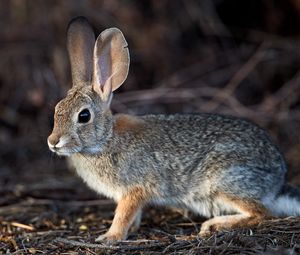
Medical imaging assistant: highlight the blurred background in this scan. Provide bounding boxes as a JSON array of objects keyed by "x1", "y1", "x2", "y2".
[{"x1": 1, "y1": 0, "x2": 300, "y2": 200}]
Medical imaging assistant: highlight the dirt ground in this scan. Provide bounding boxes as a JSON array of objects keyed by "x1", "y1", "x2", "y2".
[{"x1": 1, "y1": 1, "x2": 300, "y2": 254}]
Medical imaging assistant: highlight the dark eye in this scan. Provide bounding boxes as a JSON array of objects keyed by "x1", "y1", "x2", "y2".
[{"x1": 78, "y1": 109, "x2": 91, "y2": 123}]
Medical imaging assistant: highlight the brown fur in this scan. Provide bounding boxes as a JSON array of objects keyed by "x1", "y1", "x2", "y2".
[
  {"x1": 48, "y1": 133, "x2": 60, "y2": 146},
  {"x1": 114, "y1": 114, "x2": 145, "y2": 134},
  {"x1": 219, "y1": 193, "x2": 272, "y2": 218},
  {"x1": 200, "y1": 193, "x2": 272, "y2": 237},
  {"x1": 96, "y1": 187, "x2": 148, "y2": 241}
]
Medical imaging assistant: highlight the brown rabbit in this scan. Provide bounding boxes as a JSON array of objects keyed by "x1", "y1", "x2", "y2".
[{"x1": 48, "y1": 17, "x2": 300, "y2": 242}]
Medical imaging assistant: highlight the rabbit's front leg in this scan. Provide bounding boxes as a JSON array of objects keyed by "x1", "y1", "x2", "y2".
[
  {"x1": 131, "y1": 208, "x2": 142, "y2": 232},
  {"x1": 95, "y1": 187, "x2": 146, "y2": 242}
]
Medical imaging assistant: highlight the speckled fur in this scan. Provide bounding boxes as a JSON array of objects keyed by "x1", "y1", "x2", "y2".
[
  {"x1": 48, "y1": 17, "x2": 300, "y2": 241},
  {"x1": 68, "y1": 112, "x2": 287, "y2": 209}
]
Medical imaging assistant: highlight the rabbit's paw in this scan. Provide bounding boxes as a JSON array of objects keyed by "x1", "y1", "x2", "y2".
[
  {"x1": 199, "y1": 221, "x2": 220, "y2": 238},
  {"x1": 95, "y1": 231, "x2": 126, "y2": 242}
]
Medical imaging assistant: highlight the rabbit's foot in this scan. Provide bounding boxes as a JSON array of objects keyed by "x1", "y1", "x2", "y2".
[
  {"x1": 199, "y1": 220, "x2": 221, "y2": 237},
  {"x1": 95, "y1": 231, "x2": 127, "y2": 242},
  {"x1": 199, "y1": 215, "x2": 240, "y2": 237},
  {"x1": 199, "y1": 214, "x2": 253, "y2": 238}
]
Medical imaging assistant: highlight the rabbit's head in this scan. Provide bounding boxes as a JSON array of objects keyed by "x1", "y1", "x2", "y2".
[{"x1": 48, "y1": 17, "x2": 129, "y2": 156}]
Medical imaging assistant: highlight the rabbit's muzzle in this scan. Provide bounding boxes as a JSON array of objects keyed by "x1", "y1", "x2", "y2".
[
  {"x1": 47, "y1": 133, "x2": 62, "y2": 152},
  {"x1": 47, "y1": 132, "x2": 77, "y2": 155}
]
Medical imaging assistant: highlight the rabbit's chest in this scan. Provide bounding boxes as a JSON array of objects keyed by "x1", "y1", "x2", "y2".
[{"x1": 68, "y1": 155, "x2": 123, "y2": 201}]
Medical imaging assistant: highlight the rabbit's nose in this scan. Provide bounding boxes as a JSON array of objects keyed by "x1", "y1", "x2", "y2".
[{"x1": 48, "y1": 134, "x2": 60, "y2": 148}]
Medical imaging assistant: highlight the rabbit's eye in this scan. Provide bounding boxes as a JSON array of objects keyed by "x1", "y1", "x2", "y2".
[{"x1": 78, "y1": 109, "x2": 91, "y2": 123}]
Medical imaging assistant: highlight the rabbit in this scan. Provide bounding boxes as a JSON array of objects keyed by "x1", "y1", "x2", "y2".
[{"x1": 48, "y1": 16, "x2": 300, "y2": 242}]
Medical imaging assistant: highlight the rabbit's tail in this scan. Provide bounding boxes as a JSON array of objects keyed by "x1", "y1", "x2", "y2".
[{"x1": 265, "y1": 184, "x2": 300, "y2": 216}]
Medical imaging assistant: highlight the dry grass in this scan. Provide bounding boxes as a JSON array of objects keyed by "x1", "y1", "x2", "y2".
[{"x1": 1, "y1": 191, "x2": 300, "y2": 254}]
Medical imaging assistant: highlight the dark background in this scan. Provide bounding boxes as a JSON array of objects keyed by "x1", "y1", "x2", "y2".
[{"x1": 1, "y1": 0, "x2": 300, "y2": 200}]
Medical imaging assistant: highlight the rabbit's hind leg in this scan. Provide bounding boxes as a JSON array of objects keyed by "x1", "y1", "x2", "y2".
[{"x1": 199, "y1": 193, "x2": 272, "y2": 237}]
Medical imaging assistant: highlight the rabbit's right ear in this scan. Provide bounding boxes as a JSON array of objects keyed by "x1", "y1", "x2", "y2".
[
  {"x1": 67, "y1": 17, "x2": 95, "y2": 86},
  {"x1": 92, "y1": 28, "x2": 129, "y2": 104}
]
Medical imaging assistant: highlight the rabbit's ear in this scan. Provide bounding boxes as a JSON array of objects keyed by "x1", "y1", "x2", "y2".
[
  {"x1": 67, "y1": 17, "x2": 95, "y2": 86},
  {"x1": 92, "y1": 28, "x2": 129, "y2": 102}
]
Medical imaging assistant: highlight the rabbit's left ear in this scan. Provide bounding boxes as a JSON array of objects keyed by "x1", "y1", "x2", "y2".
[
  {"x1": 92, "y1": 28, "x2": 130, "y2": 103},
  {"x1": 67, "y1": 17, "x2": 95, "y2": 87}
]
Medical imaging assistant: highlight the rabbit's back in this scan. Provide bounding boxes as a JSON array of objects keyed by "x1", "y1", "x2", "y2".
[
  {"x1": 137, "y1": 114, "x2": 286, "y2": 199},
  {"x1": 139, "y1": 113, "x2": 285, "y2": 173}
]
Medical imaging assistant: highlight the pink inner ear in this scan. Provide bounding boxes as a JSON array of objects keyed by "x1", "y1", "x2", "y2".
[
  {"x1": 94, "y1": 40, "x2": 113, "y2": 91},
  {"x1": 93, "y1": 28, "x2": 129, "y2": 95},
  {"x1": 93, "y1": 56, "x2": 113, "y2": 102},
  {"x1": 98, "y1": 57, "x2": 111, "y2": 88}
]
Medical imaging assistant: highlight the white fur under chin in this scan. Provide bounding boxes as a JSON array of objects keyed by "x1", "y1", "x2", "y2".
[
  {"x1": 68, "y1": 155, "x2": 123, "y2": 201},
  {"x1": 263, "y1": 195, "x2": 300, "y2": 217}
]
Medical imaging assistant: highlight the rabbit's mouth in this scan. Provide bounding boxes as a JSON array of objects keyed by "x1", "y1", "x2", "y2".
[
  {"x1": 55, "y1": 149, "x2": 79, "y2": 156},
  {"x1": 48, "y1": 135, "x2": 81, "y2": 156},
  {"x1": 49, "y1": 146, "x2": 81, "y2": 156}
]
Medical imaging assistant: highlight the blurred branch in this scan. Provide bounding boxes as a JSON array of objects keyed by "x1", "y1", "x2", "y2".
[
  {"x1": 201, "y1": 41, "x2": 269, "y2": 112},
  {"x1": 260, "y1": 70, "x2": 300, "y2": 114}
]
